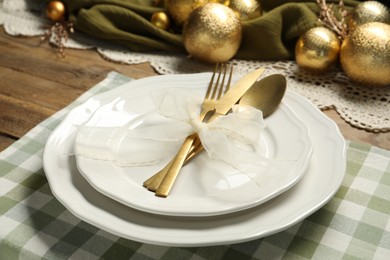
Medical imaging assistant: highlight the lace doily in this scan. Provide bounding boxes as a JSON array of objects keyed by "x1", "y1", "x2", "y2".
[{"x1": 1, "y1": 0, "x2": 389, "y2": 132}]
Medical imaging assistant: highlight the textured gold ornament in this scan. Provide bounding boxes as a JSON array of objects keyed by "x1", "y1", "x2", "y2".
[
  {"x1": 295, "y1": 27, "x2": 340, "y2": 72},
  {"x1": 340, "y1": 22, "x2": 390, "y2": 87},
  {"x1": 151, "y1": 11, "x2": 171, "y2": 31},
  {"x1": 46, "y1": 1, "x2": 66, "y2": 22},
  {"x1": 164, "y1": 0, "x2": 213, "y2": 27},
  {"x1": 223, "y1": 0, "x2": 262, "y2": 20},
  {"x1": 183, "y1": 3, "x2": 242, "y2": 63},
  {"x1": 348, "y1": 1, "x2": 390, "y2": 30}
]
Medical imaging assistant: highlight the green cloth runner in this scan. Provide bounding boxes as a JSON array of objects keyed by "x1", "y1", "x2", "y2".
[
  {"x1": 1, "y1": 72, "x2": 390, "y2": 259},
  {"x1": 54, "y1": 0, "x2": 360, "y2": 60}
]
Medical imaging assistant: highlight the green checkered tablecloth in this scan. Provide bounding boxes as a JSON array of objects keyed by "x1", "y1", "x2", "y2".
[{"x1": 1, "y1": 72, "x2": 390, "y2": 260}]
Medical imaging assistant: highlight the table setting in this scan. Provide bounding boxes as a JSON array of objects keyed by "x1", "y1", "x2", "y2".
[
  {"x1": 1, "y1": 70, "x2": 390, "y2": 258},
  {"x1": 1, "y1": 0, "x2": 390, "y2": 259}
]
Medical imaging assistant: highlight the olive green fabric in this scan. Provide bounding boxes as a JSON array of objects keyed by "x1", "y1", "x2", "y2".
[{"x1": 56, "y1": 0, "x2": 360, "y2": 60}]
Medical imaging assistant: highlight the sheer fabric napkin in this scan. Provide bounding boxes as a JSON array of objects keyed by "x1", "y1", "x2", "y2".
[{"x1": 74, "y1": 89, "x2": 273, "y2": 174}]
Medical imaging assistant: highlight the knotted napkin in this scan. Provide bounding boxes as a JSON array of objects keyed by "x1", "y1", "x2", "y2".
[{"x1": 74, "y1": 89, "x2": 268, "y2": 171}]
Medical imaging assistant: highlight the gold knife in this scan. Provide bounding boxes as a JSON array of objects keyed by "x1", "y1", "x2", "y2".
[{"x1": 155, "y1": 67, "x2": 265, "y2": 197}]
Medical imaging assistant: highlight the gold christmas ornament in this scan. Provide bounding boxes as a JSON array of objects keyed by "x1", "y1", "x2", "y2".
[
  {"x1": 223, "y1": 0, "x2": 262, "y2": 20},
  {"x1": 340, "y1": 22, "x2": 390, "y2": 87},
  {"x1": 164, "y1": 0, "x2": 212, "y2": 27},
  {"x1": 183, "y1": 3, "x2": 242, "y2": 63},
  {"x1": 46, "y1": 1, "x2": 66, "y2": 22},
  {"x1": 151, "y1": 11, "x2": 171, "y2": 31},
  {"x1": 295, "y1": 27, "x2": 341, "y2": 72},
  {"x1": 348, "y1": 1, "x2": 390, "y2": 30}
]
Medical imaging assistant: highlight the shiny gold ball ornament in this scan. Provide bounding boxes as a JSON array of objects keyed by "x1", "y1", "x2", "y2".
[
  {"x1": 183, "y1": 3, "x2": 242, "y2": 63},
  {"x1": 295, "y1": 27, "x2": 341, "y2": 72},
  {"x1": 224, "y1": 0, "x2": 262, "y2": 20},
  {"x1": 151, "y1": 11, "x2": 171, "y2": 31},
  {"x1": 348, "y1": 1, "x2": 390, "y2": 30},
  {"x1": 46, "y1": 1, "x2": 66, "y2": 22},
  {"x1": 164, "y1": 0, "x2": 212, "y2": 27},
  {"x1": 340, "y1": 22, "x2": 390, "y2": 87}
]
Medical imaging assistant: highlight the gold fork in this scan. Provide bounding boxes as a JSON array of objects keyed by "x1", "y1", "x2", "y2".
[{"x1": 143, "y1": 63, "x2": 233, "y2": 195}]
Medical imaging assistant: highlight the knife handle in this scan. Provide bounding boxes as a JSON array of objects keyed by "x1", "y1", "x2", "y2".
[
  {"x1": 143, "y1": 160, "x2": 173, "y2": 191},
  {"x1": 155, "y1": 133, "x2": 197, "y2": 197}
]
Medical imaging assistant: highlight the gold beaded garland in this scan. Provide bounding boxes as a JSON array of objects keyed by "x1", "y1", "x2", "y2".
[
  {"x1": 46, "y1": 1, "x2": 66, "y2": 22},
  {"x1": 348, "y1": 1, "x2": 390, "y2": 30},
  {"x1": 151, "y1": 11, "x2": 171, "y2": 31},
  {"x1": 183, "y1": 3, "x2": 242, "y2": 63},
  {"x1": 295, "y1": 27, "x2": 340, "y2": 72},
  {"x1": 340, "y1": 22, "x2": 390, "y2": 87}
]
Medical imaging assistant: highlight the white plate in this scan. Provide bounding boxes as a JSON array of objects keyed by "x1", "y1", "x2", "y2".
[
  {"x1": 43, "y1": 73, "x2": 346, "y2": 246},
  {"x1": 74, "y1": 77, "x2": 312, "y2": 217}
]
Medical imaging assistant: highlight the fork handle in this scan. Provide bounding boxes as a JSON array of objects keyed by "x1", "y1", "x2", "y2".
[
  {"x1": 143, "y1": 160, "x2": 173, "y2": 191},
  {"x1": 143, "y1": 136, "x2": 201, "y2": 191},
  {"x1": 155, "y1": 133, "x2": 197, "y2": 197}
]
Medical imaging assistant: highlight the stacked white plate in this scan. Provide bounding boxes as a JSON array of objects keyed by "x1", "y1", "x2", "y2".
[{"x1": 43, "y1": 73, "x2": 346, "y2": 246}]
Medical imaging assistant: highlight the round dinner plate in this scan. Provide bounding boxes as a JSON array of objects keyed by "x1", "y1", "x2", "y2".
[
  {"x1": 43, "y1": 73, "x2": 346, "y2": 246},
  {"x1": 73, "y1": 76, "x2": 312, "y2": 217}
]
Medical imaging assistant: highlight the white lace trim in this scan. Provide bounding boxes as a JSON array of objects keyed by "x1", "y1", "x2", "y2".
[{"x1": 1, "y1": 0, "x2": 389, "y2": 132}]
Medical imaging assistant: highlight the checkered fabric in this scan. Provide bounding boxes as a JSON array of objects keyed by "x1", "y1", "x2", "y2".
[{"x1": 1, "y1": 72, "x2": 390, "y2": 260}]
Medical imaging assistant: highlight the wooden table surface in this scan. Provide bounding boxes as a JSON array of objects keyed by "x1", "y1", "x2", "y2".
[{"x1": 1, "y1": 27, "x2": 389, "y2": 152}]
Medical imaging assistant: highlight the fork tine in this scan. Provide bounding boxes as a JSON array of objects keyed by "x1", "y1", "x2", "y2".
[
  {"x1": 216, "y1": 64, "x2": 227, "y2": 100},
  {"x1": 205, "y1": 63, "x2": 219, "y2": 100},
  {"x1": 210, "y1": 63, "x2": 223, "y2": 100},
  {"x1": 216, "y1": 64, "x2": 233, "y2": 100},
  {"x1": 225, "y1": 65, "x2": 233, "y2": 93}
]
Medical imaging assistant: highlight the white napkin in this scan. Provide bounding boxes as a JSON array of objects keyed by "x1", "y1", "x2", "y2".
[{"x1": 74, "y1": 89, "x2": 268, "y2": 170}]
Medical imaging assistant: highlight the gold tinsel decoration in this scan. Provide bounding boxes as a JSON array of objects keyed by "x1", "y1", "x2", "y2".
[{"x1": 183, "y1": 3, "x2": 242, "y2": 63}]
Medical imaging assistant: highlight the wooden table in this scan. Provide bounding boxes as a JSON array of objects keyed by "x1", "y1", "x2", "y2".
[{"x1": 1, "y1": 27, "x2": 389, "y2": 152}]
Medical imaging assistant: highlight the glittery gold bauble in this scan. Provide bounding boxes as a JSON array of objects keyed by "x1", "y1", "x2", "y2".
[
  {"x1": 164, "y1": 0, "x2": 212, "y2": 27},
  {"x1": 340, "y1": 22, "x2": 390, "y2": 87},
  {"x1": 46, "y1": 1, "x2": 66, "y2": 22},
  {"x1": 295, "y1": 27, "x2": 340, "y2": 72},
  {"x1": 223, "y1": 0, "x2": 262, "y2": 20},
  {"x1": 151, "y1": 11, "x2": 171, "y2": 31},
  {"x1": 183, "y1": 3, "x2": 242, "y2": 63},
  {"x1": 348, "y1": 1, "x2": 390, "y2": 30}
]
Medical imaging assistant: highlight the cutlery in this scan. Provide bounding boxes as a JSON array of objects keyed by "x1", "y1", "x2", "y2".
[
  {"x1": 152, "y1": 63, "x2": 233, "y2": 197},
  {"x1": 154, "y1": 67, "x2": 266, "y2": 197},
  {"x1": 145, "y1": 74, "x2": 287, "y2": 193},
  {"x1": 143, "y1": 63, "x2": 233, "y2": 191}
]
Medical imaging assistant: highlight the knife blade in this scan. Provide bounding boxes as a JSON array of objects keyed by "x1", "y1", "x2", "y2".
[
  {"x1": 155, "y1": 67, "x2": 265, "y2": 197},
  {"x1": 212, "y1": 67, "x2": 265, "y2": 116}
]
